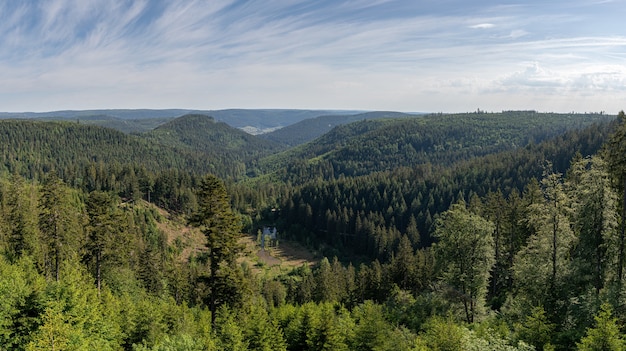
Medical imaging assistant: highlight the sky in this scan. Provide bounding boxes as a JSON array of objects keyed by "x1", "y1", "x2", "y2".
[{"x1": 0, "y1": 0, "x2": 625, "y2": 113}]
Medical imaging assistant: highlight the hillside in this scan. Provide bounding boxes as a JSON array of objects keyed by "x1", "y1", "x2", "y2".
[
  {"x1": 0, "y1": 119, "x2": 211, "y2": 175},
  {"x1": 0, "y1": 108, "x2": 364, "y2": 132},
  {"x1": 0, "y1": 118, "x2": 277, "y2": 191},
  {"x1": 260, "y1": 111, "x2": 412, "y2": 146},
  {"x1": 276, "y1": 118, "x2": 615, "y2": 259},
  {"x1": 1, "y1": 109, "x2": 625, "y2": 350},
  {"x1": 143, "y1": 114, "x2": 285, "y2": 159},
  {"x1": 259, "y1": 111, "x2": 614, "y2": 183}
]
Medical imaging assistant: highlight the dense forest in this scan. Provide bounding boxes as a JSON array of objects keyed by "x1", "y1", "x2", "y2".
[{"x1": 0, "y1": 110, "x2": 625, "y2": 350}]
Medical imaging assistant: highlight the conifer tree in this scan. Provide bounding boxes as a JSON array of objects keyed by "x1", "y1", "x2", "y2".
[
  {"x1": 189, "y1": 174, "x2": 243, "y2": 326},
  {"x1": 514, "y1": 166, "x2": 574, "y2": 313},
  {"x1": 576, "y1": 303, "x2": 625, "y2": 351},
  {"x1": 85, "y1": 191, "x2": 125, "y2": 294},
  {"x1": 6, "y1": 174, "x2": 38, "y2": 262},
  {"x1": 568, "y1": 156, "x2": 619, "y2": 296},
  {"x1": 605, "y1": 110, "x2": 626, "y2": 291},
  {"x1": 38, "y1": 173, "x2": 83, "y2": 281}
]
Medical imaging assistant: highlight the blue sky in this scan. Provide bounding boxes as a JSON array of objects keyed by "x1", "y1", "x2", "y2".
[{"x1": 0, "y1": 0, "x2": 624, "y2": 113}]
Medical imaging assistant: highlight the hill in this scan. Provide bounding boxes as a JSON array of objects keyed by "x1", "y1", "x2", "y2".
[
  {"x1": 260, "y1": 111, "x2": 412, "y2": 146},
  {"x1": 0, "y1": 117, "x2": 294, "y2": 214},
  {"x1": 259, "y1": 111, "x2": 614, "y2": 184},
  {"x1": 0, "y1": 108, "x2": 364, "y2": 132},
  {"x1": 276, "y1": 117, "x2": 616, "y2": 260},
  {"x1": 142, "y1": 114, "x2": 285, "y2": 165}
]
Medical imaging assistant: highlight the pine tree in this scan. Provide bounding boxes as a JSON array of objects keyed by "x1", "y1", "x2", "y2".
[
  {"x1": 84, "y1": 191, "x2": 126, "y2": 294},
  {"x1": 38, "y1": 173, "x2": 83, "y2": 281},
  {"x1": 605, "y1": 110, "x2": 626, "y2": 291},
  {"x1": 568, "y1": 156, "x2": 619, "y2": 296},
  {"x1": 189, "y1": 174, "x2": 243, "y2": 326},
  {"x1": 514, "y1": 166, "x2": 575, "y2": 313},
  {"x1": 576, "y1": 303, "x2": 625, "y2": 351}
]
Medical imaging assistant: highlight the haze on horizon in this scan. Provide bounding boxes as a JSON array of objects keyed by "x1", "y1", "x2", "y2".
[{"x1": 0, "y1": 0, "x2": 624, "y2": 114}]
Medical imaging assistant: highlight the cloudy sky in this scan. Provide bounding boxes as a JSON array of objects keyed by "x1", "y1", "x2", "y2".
[{"x1": 1, "y1": 0, "x2": 624, "y2": 113}]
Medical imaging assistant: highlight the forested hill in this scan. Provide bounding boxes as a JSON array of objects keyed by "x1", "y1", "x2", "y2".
[
  {"x1": 259, "y1": 111, "x2": 613, "y2": 184},
  {"x1": 0, "y1": 119, "x2": 211, "y2": 176},
  {"x1": 142, "y1": 114, "x2": 285, "y2": 162},
  {"x1": 276, "y1": 119, "x2": 615, "y2": 258},
  {"x1": 0, "y1": 117, "x2": 280, "y2": 185},
  {"x1": 0, "y1": 108, "x2": 363, "y2": 132},
  {"x1": 260, "y1": 111, "x2": 412, "y2": 146},
  {"x1": 2, "y1": 108, "x2": 626, "y2": 350}
]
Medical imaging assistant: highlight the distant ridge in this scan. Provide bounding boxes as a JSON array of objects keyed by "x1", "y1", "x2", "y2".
[
  {"x1": 0, "y1": 108, "x2": 365, "y2": 131},
  {"x1": 260, "y1": 111, "x2": 414, "y2": 146}
]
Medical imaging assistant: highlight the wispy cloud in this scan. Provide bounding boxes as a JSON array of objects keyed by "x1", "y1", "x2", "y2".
[{"x1": 0, "y1": 0, "x2": 624, "y2": 112}]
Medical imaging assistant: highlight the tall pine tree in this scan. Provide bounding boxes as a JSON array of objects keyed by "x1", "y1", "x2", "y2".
[{"x1": 189, "y1": 174, "x2": 243, "y2": 326}]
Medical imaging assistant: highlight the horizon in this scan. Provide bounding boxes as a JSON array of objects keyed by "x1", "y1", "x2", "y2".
[
  {"x1": 0, "y1": 107, "x2": 617, "y2": 116},
  {"x1": 1, "y1": 1, "x2": 625, "y2": 113}
]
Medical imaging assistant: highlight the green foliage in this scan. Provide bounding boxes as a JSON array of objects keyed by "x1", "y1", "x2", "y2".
[
  {"x1": 576, "y1": 303, "x2": 625, "y2": 351},
  {"x1": 513, "y1": 166, "x2": 575, "y2": 315},
  {"x1": 85, "y1": 191, "x2": 129, "y2": 293},
  {"x1": 433, "y1": 201, "x2": 495, "y2": 323},
  {"x1": 38, "y1": 173, "x2": 85, "y2": 281},
  {"x1": 515, "y1": 306, "x2": 555, "y2": 350},
  {"x1": 189, "y1": 174, "x2": 244, "y2": 325},
  {"x1": 1, "y1": 110, "x2": 626, "y2": 351}
]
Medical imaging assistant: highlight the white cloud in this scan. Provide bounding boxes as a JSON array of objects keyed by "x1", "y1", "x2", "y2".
[{"x1": 469, "y1": 23, "x2": 495, "y2": 29}]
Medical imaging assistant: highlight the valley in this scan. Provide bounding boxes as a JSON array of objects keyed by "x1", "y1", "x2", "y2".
[{"x1": 0, "y1": 108, "x2": 623, "y2": 350}]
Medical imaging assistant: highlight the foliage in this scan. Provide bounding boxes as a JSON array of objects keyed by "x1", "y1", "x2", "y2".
[
  {"x1": 433, "y1": 201, "x2": 495, "y2": 323},
  {"x1": 576, "y1": 303, "x2": 625, "y2": 351},
  {"x1": 0, "y1": 110, "x2": 625, "y2": 350}
]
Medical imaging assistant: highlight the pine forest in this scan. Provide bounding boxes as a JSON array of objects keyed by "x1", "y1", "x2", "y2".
[{"x1": 2, "y1": 110, "x2": 626, "y2": 350}]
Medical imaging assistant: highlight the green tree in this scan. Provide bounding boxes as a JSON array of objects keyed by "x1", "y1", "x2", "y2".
[
  {"x1": 576, "y1": 303, "x2": 625, "y2": 351},
  {"x1": 189, "y1": 174, "x2": 243, "y2": 326},
  {"x1": 6, "y1": 174, "x2": 38, "y2": 262},
  {"x1": 85, "y1": 191, "x2": 126, "y2": 294},
  {"x1": 605, "y1": 110, "x2": 626, "y2": 291},
  {"x1": 38, "y1": 173, "x2": 83, "y2": 281},
  {"x1": 568, "y1": 156, "x2": 619, "y2": 296},
  {"x1": 515, "y1": 306, "x2": 555, "y2": 351},
  {"x1": 433, "y1": 201, "x2": 495, "y2": 323},
  {"x1": 514, "y1": 167, "x2": 574, "y2": 312}
]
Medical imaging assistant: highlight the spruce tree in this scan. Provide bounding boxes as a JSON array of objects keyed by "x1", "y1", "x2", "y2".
[
  {"x1": 38, "y1": 173, "x2": 83, "y2": 281},
  {"x1": 605, "y1": 110, "x2": 626, "y2": 291},
  {"x1": 189, "y1": 174, "x2": 243, "y2": 326}
]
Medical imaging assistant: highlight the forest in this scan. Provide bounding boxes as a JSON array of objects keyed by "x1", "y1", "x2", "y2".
[{"x1": 0, "y1": 110, "x2": 625, "y2": 350}]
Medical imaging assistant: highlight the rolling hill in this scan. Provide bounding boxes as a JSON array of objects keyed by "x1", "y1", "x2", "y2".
[
  {"x1": 258, "y1": 111, "x2": 615, "y2": 183},
  {"x1": 0, "y1": 108, "x2": 365, "y2": 133},
  {"x1": 260, "y1": 111, "x2": 413, "y2": 146}
]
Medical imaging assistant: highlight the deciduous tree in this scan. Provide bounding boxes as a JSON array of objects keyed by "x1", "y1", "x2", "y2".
[{"x1": 433, "y1": 201, "x2": 495, "y2": 323}]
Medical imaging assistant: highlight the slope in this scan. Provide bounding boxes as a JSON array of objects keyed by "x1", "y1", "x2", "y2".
[
  {"x1": 0, "y1": 108, "x2": 364, "y2": 132},
  {"x1": 142, "y1": 114, "x2": 286, "y2": 166},
  {"x1": 276, "y1": 118, "x2": 616, "y2": 260},
  {"x1": 260, "y1": 111, "x2": 412, "y2": 146},
  {"x1": 259, "y1": 111, "x2": 614, "y2": 184}
]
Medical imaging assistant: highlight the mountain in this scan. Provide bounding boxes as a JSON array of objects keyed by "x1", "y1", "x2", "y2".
[
  {"x1": 0, "y1": 119, "x2": 213, "y2": 178},
  {"x1": 258, "y1": 111, "x2": 614, "y2": 183},
  {"x1": 0, "y1": 115, "x2": 286, "y2": 183},
  {"x1": 142, "y1": 114, "x2": 285, "y2": 164},
  {"x1": 260, "y1": 111, "x2": 413, "y2": 146}
]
